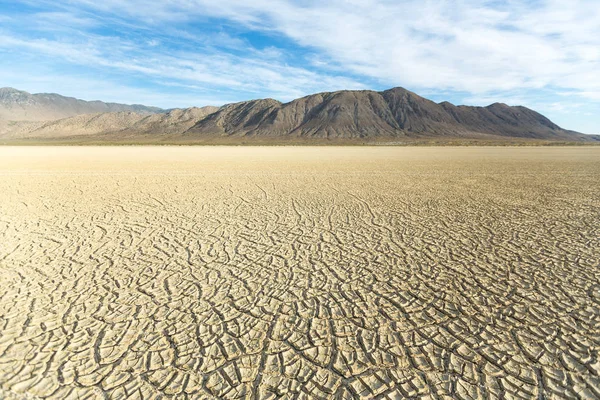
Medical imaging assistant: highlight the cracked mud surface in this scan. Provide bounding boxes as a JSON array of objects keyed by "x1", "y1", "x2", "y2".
[{"x1": 0, "y1": 146, "x2": 599, "y2": 399}]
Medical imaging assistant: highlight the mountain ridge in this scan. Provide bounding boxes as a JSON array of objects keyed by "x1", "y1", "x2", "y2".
[
  {"x1": 0, "y1": 86, "x2": 595, "y2": 143},
  {"x1": 185, "y1": 87, "x2": 585, "y2": 141}
]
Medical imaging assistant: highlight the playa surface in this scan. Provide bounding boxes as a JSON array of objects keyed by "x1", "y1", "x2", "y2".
[{"x1": 0, "y1": 146, "x2": 599, "y2": 399}]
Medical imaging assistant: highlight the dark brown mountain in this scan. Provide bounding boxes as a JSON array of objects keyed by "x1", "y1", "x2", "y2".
[{"x1": 187, "y1": 87, "x2": 590, "y2": 141}]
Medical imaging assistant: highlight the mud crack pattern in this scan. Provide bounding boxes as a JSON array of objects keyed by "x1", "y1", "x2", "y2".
[{"x1": 0, "y1": 147, "x2": 599, "y2": 399}]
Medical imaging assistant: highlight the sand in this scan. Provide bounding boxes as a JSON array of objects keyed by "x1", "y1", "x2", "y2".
[{"x1": 0, "y1": 146, "x2": 599, "y2": 399}]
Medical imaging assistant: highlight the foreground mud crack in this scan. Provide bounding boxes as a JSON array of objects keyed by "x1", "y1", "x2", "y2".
[{"x1": 0, "y1": 147, "x2": 599, "y2": 399}]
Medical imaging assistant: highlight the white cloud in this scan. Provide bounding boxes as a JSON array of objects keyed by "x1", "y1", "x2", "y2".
[{"x1": 54, "y1": 0, "x2": 598, "y2": 99}]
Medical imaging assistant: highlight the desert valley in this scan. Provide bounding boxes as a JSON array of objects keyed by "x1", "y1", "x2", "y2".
[{"x1": 1, "y1": 146, "x2": 599, "y2": 399}]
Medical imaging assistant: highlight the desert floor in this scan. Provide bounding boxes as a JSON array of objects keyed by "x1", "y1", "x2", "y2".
[{"x1": 0, "y1": 146, "x2": 599, "y2": 399}]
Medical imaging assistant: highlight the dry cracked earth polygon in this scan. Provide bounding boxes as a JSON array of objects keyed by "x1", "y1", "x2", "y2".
[{"x1": 0, "y1": 147, "x2": 599, "y2": 400}]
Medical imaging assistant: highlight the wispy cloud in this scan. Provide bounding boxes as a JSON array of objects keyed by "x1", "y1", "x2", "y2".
[
  {"x1": 0, "y1": 31, "x2": 365, "y2": 102},
  {"x1": 43, "y1": 0, "x2": 599, "y2": 96},
  {"x1": 32, "y1": 11, "x2": 99, "y2": 29}
]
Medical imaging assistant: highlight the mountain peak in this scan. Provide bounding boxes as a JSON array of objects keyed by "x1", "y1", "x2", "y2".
[
  {"x1": 486, "y1": 102, "x2": 512, "y2": 109},
  {"x1": 0, "y1": 87, "x2": 23, "y2": 92},
  {"x1": 0, "y1": 87, "x2": 30, "y2": 100},
  {"x1": 382, "y1": 86, "x2": 423, "y2": 97}
]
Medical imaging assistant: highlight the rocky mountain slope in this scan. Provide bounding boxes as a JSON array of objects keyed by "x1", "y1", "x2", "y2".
[
  {"x1": 0, "y1": 87, "x2": 162, "y2": 121},
  {"x1": 188, "y1": 88, "x2": 587, "y2": 141},
  {"x1": 0, "y1": 87, "x2": 594, "y2": 142}
]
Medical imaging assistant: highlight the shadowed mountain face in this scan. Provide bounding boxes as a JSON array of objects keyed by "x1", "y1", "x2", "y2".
[
  {"x1": 0, "y1": 87, "x2": 593, "y2": 142},
  {"x1": 188, "y1": 88, "x2": 585, "y2": 141},
  {"x1": 0, "y1": 87, "x2": 163, "y2": 121}
]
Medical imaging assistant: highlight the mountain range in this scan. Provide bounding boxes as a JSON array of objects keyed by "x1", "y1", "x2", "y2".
[
  {"x1": 0, "y1": 87, "x2": 162, "y2": 121},
  {"x1": 0, "y1": 87, "x2": 596, "y2": 143}
]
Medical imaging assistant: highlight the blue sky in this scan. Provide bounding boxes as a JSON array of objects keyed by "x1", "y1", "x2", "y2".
[{"x1": 0, "y1": 0, "x2": 598, "y2": 134}]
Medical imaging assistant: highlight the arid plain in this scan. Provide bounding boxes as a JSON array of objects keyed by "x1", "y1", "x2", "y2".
[{"x1": 0, "y1": 146, "x2": 599, "y2": 399}]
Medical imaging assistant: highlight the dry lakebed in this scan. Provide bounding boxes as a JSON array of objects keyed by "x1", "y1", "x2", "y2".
[{"x1": 0, "y1": 146, "x2": 599, "y2": 399}]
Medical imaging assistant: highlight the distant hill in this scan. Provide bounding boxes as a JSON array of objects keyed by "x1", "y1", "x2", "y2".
[
  {"x1": 0, "y1": 107, "x2": 219, "y2": 139},
  {"x1": 0, "y1": 87, "x2": 596, "y2": 143},
  {"x1": 0, "y1": 87, "x2": 163, "y2": 121}
]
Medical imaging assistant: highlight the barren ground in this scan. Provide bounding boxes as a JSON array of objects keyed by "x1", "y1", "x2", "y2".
[{"x1": 0, "y1": 146, "x2": 599, "y2": 399}]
